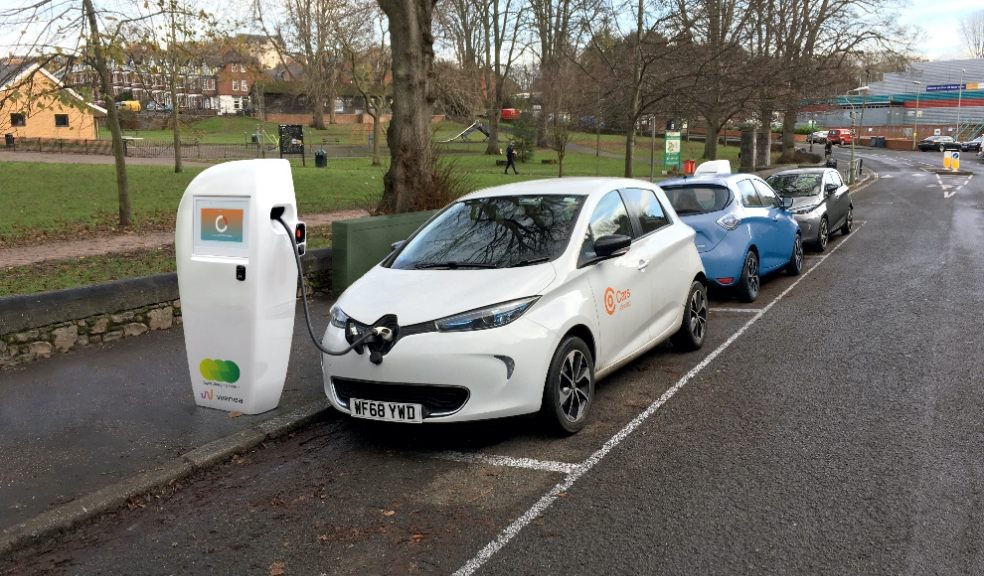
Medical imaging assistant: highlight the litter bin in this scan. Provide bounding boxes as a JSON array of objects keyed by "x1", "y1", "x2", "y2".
[
  {"x1": 871, "y1": 136, "x2": 885, "y2": 148},
  {"x1": 4, "y1": 134, "x2": 14, "y2": 148},
  {"x1": 315, "y1": 149, "x2": 327, "y2": 168},
  {"x1": 683, "y1": 159, "x2": 696, "y2": 175}
]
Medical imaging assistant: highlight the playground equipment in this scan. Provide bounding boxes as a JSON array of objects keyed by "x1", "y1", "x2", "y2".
[{"x1": 440, "y1": 121, "x2": 490, "y2": 143}]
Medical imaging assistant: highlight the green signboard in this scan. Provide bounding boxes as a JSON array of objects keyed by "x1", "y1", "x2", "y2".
[{"x1": 664, "y1": 130, "x2": 681, "y2": 169}]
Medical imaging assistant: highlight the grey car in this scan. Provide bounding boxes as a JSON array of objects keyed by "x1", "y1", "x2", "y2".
[{"x1": 766, "y1": 168, "x2": 853, "y2": 251}]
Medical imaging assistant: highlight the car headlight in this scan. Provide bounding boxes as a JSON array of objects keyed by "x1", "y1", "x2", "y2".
[
  {"x1": 329, "y1": 305, "x2": 349, "y2": 328},
  {"x1": 434, "y1": 297, "x2": 540, "y2": 332},
  {"x1": 792, "y1": 204, "x2": 820, "y2": 214}
]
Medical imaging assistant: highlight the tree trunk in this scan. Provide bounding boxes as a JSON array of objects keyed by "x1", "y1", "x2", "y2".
[
  {"x1": 83, "y1": 0, "x2": 130, "y2": 228},
  {"x1": 756, "y1": 105, "x2": 771, "y2": 169},
  {"x1": 624, "y1": 118, "x2": 637, "y2": 178},
  {"x1": 328, "y1": 84, "x2": 337, "y2": 125},
  {"x1": 485, "y1": 112, "x2": 500, "y2": 155},
  {"x1": 780, "y1": 107, "x2": 797, "y2": 161},
  {"x1": 370, "y1": 105, "x2": 382, "y2": 166},
  {"x1": 703, "y1": 117, "x2": 721, "y2": 160},
  {"x1": 312, "y1": 99, "x2": 326, "y2": 130},
  {"x1": 169, "y1": 75, "x2": 183, "y2": 173},
  {"x1": 377, "y1": 0, "x2": 438, "y2": 214}
]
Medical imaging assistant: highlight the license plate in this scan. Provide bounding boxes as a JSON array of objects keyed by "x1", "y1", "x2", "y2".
[{"x1": 349, "y1": 398, "x2": 423, "y2": 423}]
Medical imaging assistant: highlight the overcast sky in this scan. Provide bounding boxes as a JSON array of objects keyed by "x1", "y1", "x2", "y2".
[{"x1": 901, "y1": 0, "x2": 984, "y2": 60}]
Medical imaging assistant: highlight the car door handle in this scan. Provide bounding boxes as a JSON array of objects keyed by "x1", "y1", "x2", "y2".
[{"x1": 637, "y1": 259, "x2": 649, "y2": 270}]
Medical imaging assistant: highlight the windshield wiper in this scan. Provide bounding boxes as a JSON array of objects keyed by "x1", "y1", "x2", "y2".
[
  {"x1": 510, "y1": 257, "x2": 550, "y2": 268},
  {"x1": 414, "y1": 261, "x2": 499, "y2": 269}
]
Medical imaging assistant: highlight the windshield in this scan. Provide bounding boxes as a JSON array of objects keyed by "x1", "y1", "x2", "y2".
[
  {"x1": 388, "y1": 195, "x2": 586, "y2": 270},
  {"x1": 766, "y1": 173, "x2": 822, "y2": 197},
  {"x1": 662, "y1": 185, "x2": 731, "y2": 215}
]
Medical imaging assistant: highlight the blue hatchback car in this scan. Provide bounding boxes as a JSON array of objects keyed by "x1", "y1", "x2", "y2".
[{"x1": 661, "y1": 162, "x2": 803, "y2": 302}]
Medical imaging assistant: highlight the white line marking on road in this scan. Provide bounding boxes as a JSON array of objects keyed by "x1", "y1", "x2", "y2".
[
  {"x1": 710, "y1": 307, "x2": 763, "y2": 314},
  {"x1": 430, "y1": 451, "x2": 578, "y2": 474},
  {"x1": 451, "y1": 226, "x2": 868, "y2": 576}
]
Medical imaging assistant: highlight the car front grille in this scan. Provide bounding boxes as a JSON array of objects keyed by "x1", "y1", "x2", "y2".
[{"x1": 331, "y1": 378, "x2": 469, "y2": 418}]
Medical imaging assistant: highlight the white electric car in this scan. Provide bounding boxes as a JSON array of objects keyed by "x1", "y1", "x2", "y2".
[{"x1": 321, "y1": 178, "x2": 707, "y2": 433}]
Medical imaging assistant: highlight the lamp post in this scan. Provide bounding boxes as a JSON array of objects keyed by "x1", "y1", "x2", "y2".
[
  {"x1": 912, "y1": 80, "x2": 922, "y2": 151},
  {"x1": 957, "y1": 68, "x2": 966, "y2": 140},
  {"x1": 847, "y1": 86, "x2": 869, "y2": 183}
]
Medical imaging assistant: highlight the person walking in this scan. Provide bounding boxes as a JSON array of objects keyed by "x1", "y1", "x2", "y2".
[{"x1": 504, "y1": 142, "x2": 519, "y2": 174}]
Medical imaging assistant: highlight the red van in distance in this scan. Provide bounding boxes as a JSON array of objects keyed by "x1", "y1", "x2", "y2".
[{"x1": 827, "y1": 128, "x2": 853, "y2": 145}]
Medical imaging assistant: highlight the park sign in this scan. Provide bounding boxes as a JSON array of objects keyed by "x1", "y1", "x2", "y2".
[
  {"x1": 926, "y1": 82, "x2": 982, "y2": 92},
  {"x1": 278, "y1": 124, "x2": 305, "y2": 166},
  {"x1": 664, "y1": 130, "x2": 681, "y2": 169}
]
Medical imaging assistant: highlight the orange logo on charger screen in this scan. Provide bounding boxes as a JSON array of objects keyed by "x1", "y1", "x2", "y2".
[{"x1": 604, "y1": 287, "x2": 631, "y2": 315}]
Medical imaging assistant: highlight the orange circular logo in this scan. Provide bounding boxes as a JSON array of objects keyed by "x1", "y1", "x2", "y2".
[{"x1": 604, "y1": 287, "x2": 616, "y2": 315}]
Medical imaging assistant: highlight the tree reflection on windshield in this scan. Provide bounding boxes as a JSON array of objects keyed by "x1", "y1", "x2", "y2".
[{"x1": 389, "y1": 195, "x2": 586, "y2": 269}]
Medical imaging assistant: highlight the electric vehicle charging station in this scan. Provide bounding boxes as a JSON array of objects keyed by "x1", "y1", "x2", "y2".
[{"x1": 176, "y1": 159, "x2": 305, "y2": 414}]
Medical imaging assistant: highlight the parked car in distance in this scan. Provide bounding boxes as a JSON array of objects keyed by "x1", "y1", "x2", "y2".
[
  {"x1": 959, "y1": 135, "x2": 983, "y2": 152},
  {"x1": 766, "y1": 168, "x2": 853, "y2": 252},
  {"x1": 661, "y1": 161, "x2": 803, "y2": 303},
  {"x1": 115, "y1": 100, "x2": 141, "y2": 112},
  {"x1": 322, "y1": 178, "x2": 708, "y2": 434},
  {"x1": 917, "y1": 135, "x2": 959, "y2": 152},
  {"x1": 807, "y1": 131, "x2": 828, "y2": 143},
  {"x1": 827, "y1": 128, "x2": 853, "y2": 145},
  {"x1": 500, "y1": 108, "x2": 520, "y2": 121}
]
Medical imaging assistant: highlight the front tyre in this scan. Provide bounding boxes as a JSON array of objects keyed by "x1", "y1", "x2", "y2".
[
  {"x1": 541, "y1": 336, "x2": 595, "y2": 435},
  {"x1": 785, "y1": 234, "x2": 804, "y2": 275},
  {"x1": 816, "y1": 217, "x2": 829, "y2": 252},
  {"x1": 671, "y1": 281, "x2": 708, "y2": 351}
]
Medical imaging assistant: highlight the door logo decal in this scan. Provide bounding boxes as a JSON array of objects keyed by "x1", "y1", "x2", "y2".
[{"x1": 604, "y1": 287, "x2": 631, "y2": 315}]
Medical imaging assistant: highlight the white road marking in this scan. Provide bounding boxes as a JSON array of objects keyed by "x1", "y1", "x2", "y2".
[
  {"x1": 430, "y1": 451, "x2": 578, "y2": 474},
  {"x1": 452, "y1": 225, "x2": 868, "y2": 576},
  {"x1": 710, "y1": 307, "x2": 763, "y2": 314}
]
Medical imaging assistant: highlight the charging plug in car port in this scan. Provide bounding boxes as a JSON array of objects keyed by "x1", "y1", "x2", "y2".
[{"x1": 346, "y1": 314, "x2": 400, "y2": 365}]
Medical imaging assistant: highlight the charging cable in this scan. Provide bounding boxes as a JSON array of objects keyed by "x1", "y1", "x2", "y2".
[{"x1": 274, "y1": 217, "x2": 385, "y2": 356}]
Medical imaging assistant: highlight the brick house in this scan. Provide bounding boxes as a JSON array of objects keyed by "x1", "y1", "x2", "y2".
[
  {"x1": 215, "y1": 55, "x2": 255, "y2": 115},
  {"x1": 69, "y1": 57, "x2": 218, "y2": 112},
  {"x1": 1, "y1": 60, "x2": 107, "y2": 140}
]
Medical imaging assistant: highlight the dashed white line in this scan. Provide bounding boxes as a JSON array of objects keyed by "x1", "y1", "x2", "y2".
[
  {"x1": 710, "y1": 307, "x2": 762, "y2": 314},
  {"x1": 430, "y1": 451, "x2": 578, "y2": 474},
  {"x1": 451, "y1": 225, "x2": 868, "y2": 576}
]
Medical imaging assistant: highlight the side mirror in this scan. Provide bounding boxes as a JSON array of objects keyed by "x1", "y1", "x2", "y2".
[
  {"x1": 594, "y1": 234, "x2": 632, "y2": 258},
  {"x1": 824, "y1": 183, "x2": 838, "y2": 196},
  {"x1": 389, "y1": 240, "x2": 406, "y2": 252},
  {"x1": 781, "y1": 196, "x2": 795, "y2": 209}
]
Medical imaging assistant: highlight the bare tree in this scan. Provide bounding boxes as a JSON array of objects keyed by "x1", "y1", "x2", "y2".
[
  {"x1": 961, "y1": 10, "x2": 984, "y2": 58},
  {"x1": 340, "y1": 4, "x2": 391, "y2": 165},
  {"x1": 375, "y1": 0, "x2": 439, "y2": 213}
]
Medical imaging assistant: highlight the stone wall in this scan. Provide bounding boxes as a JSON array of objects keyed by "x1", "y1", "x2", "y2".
[{"x1": 1, "y1": 301, "x2": 181, "y2": 368}]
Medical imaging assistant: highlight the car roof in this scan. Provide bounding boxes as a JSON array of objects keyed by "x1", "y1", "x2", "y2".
[
  {"x1": 767, "y1": 167, "x2": 832, "y2": 176},
  {"x1": 659, "y1": 173, "x2": 753, "y2": 188},
  {"x1": 460, "y1": 177, "x2": 657, "y2": 200}
]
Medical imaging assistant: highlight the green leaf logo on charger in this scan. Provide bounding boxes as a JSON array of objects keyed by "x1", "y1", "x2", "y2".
[{"x1": 199, "y1": 359, "x2": 241, "y2": 383}]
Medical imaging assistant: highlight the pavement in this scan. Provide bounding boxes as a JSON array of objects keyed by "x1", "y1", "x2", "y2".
[
  {"x1": 0, "y1": 295, "x2": 336, "y2": 556},
  {"x1": 0, "y1": 160, "x2": 880, "y2": 565}
]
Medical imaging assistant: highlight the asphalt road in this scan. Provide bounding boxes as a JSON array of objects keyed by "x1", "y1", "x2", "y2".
[{"x1": 4, "y1": 147, "x2": 983, "y2": 575}]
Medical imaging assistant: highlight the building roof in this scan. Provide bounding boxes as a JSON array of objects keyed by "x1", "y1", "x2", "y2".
[{"x1": 0, "y1": 60, "x2": 107, "y2": 115}]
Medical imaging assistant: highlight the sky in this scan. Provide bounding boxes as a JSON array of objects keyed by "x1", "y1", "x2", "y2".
[{"x1": 900, "y1": 0, "x2": 984, "y2": 60}]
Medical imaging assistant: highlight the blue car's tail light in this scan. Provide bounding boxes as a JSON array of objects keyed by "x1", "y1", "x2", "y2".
[{"x1": 716, "y1": 213, "x2": 741, "y2": 230}]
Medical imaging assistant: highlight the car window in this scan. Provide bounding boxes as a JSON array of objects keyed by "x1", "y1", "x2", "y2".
[
  {"x1": 621, "y1": 188, "x2": 670, "y2": 235},
  {"x1": 767, "y1": 173, "x2": 821, "y2": 197},
  {"x1": 388, "y1": 194, "x2": 586, "y2": 269},
  {"x1": 737, "y1": 180, "x2": 762, "y2": 207},
  {"x1": 662, "y1": 184, "x2": 731, "y2": 214},
  {"x1": 580, "y1": 191, "x2": 634, "y2": 260},
  {"x1": 753, "y1": 180, "x2": 780, "y2": 207},
  {"x1": 828, "y1": 170, "x2": 843, "y2": 187}
]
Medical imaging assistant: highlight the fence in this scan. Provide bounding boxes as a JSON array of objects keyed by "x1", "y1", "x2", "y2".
[{"x1": 2, "y1": 137, "x2": 377, "y2": 161}]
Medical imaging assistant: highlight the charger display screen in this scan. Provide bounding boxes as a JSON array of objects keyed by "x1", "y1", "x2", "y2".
[{"x1": 193, "y1": 197, "x2": 249, "y2": 258}]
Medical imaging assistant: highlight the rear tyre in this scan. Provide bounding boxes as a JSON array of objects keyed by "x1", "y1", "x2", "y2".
[
  {"x1": 735, "y1": 250, "x2": 760, "y2": 303},
  {"x1": 841, "y1": 206, "x2": 854, "y2": 235},
  {"x1": 816, "y1": 217, "x2": 829, "y2": 252},
  {"x1": 785, "y1": 234, "x2": 804, "y2": 275},
  {"x1": 671, "y1": 281, "x2": 708, "y2": 351},
  {"x1": 541, "y1": 336, "x2": 594, "y2": 435}
]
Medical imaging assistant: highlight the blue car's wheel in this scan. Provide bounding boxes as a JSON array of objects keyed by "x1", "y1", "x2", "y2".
[
  {"x1": 785, "y1": 234, "x2": 804, "y2": 276},
  {"x1": 735, "y1": 250, "x2": 760, "y2": 303}
]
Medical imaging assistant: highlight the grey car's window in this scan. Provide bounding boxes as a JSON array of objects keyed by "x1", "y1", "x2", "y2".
[
  {"x1": 663, "y1": 184, "x2": 732, "y2": 214},
  {"x1": 766, "y1": 173, "x2": 821, "y2": 197},
  {"x1": 737, "y1": 180, "x2": 762, "y2": 207},
  {"x1": 622, "y1": 188, "x2": 670, "y2": 235},
  {"x1": 388, "y1": 195, "x2": 586, "y2": 269},
  {"x1": 828, "y1": 170, "x2": 843, "y2": 187},
  {"x1": 752, "y1": 180, "x2": 781, "y2": 207},
  {"x1": 580, "y1": 191, "x2": 634, "y2": 259}
]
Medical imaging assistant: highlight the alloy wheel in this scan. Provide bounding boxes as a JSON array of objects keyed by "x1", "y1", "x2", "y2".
[
  {"x1": 687, "y1": 287, "x2": 708, "y2": 342},
  {"x1": 818, "y1": 218, "x2": 829, "y2": 249},
  {"x1": 558, "y1": 349, "x2": 592, "y2": 423},
  {"x1": 747, "y1": 252, "x2": 760, "y2": 298},
  {"x1": 794, "y1": 236, "x2": 804, "y2": 270}
]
